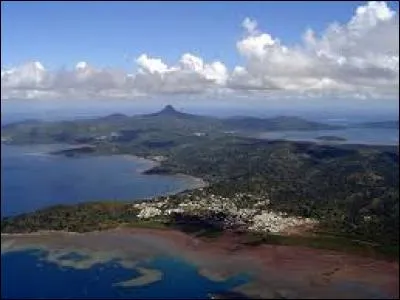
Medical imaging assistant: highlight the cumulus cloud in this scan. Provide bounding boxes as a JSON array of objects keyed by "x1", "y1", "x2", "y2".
[
  {"x1": 230, "y1": 1, "x2": 398, "y2": 98},
  {"x1": 1, "y1": 1, "x2": 398, "y2": 100},
  {"x1": 129, "y1": 53, "x2": 228, "y2": 94},
  {"x1": 242, "y1": 17, "x2": 259, "y2": 35}
]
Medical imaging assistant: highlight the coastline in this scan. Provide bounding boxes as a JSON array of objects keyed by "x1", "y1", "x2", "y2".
[
  {"x1": 2, "y1": 227, "x2": 398, "y2": 299},
  {"x1": 2, "y1": 141, "x2": 398, "y2": 298},
  {"x1": 2, "y1": 143, "x2": 208, "y2": 204},
  {"x1": 50, "y1": 146, "x2": 210, "y2": 192},
  {"x1": 116, "y1": 153, "x2": 209, "y2": 192}
]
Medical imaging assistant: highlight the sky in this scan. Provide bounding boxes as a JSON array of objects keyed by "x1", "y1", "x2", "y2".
[{"x1": 1, "y1": 1, "x2": 399, "y2": 105}]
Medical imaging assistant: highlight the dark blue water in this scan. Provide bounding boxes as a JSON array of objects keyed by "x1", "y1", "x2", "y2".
[
  {"x1": 1, "y1": 250, "x2": 250, "y2": 299},
  {"x1": 1, "y1": 141, "x2": 250, "y2": 299},
  {"x1": 1, "y1": 144, "x2": 198, "y2": 217}
]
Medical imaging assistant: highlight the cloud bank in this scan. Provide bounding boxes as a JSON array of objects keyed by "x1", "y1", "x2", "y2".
[{"x1": 1, "y1": 1, "x2": 398, "y2": 100}]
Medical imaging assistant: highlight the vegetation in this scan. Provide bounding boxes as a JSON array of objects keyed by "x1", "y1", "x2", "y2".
[
  {"x1": 1, "y1": 105, "x2": 343, "y2": 146},
  {"x1": 1, "y1": 106, "x2": 398, "y2": 260},
  {"x1": 1, "y1": 200, "x2": 397, "y2": 260},
  {"x1": 1, "y1": 202, "x2": 139, "y2": 233}
]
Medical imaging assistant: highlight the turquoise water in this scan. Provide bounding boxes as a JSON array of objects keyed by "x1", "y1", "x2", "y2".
[
  {"x1": 1, "y1": 144, "x2": 199, "y2": 217},
  {"x1": 1, "y1": 250, "x2": 250, "y2": 299}
]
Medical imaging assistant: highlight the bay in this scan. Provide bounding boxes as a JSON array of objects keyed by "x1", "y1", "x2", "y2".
[{"x1": 1, "y1": 144, "x2": 202, "y2": 217}]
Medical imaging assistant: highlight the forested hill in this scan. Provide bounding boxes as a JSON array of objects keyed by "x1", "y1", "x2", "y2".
[{"x1": 1, "y1": 105, "x2": 343, "y2": 145}]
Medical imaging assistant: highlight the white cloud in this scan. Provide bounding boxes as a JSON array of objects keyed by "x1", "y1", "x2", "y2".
[
  {"x1": 1, "y1": 61, "x2": 48, "y2": 90},
  {"x1": 128, "y1": 53, "x2": 228, "y2": 94},
  {"x1": 136, "y1": 54, "x2": 172, "y2": 74},
  {"x1": 242, "y1": 17, "x2": 258, "y2": 35},
  {"x1": 229, "y1": 1, "x2": 398, "y2": 99},
  {"x1": 1, "y1": 1, "x2": 398, "y2": 100},
  {"x1": 180, "y1": 53, "x2": 228, "y2": 85}
]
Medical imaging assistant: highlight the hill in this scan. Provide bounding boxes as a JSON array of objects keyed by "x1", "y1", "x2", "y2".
[
  {"x1": 1, "y1": 105, "x2": 343, "y2": 145},
  {"x1": 2, "y1": 136, "x2": 398, "y2": 258}
]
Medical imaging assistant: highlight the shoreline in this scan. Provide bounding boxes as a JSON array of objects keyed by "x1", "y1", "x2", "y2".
[
  {"x1": 121, "y1": 153, "x2": 209, "y2": 193},
  {"x1": 3, "y1": 227, "x2": 396, "y2": 261},
  {"x1": 2, "y1": 227, "x2": 398, "y2": 299},
  {"x1": 50, "y1": 146, "x2": 209, "y2": 193},
  {"x1": 48, "y1": 145, "x2": 208, "y2": 190},
  {"x1": 2, "y1": 143, "x2": 209, "y2": 204}
]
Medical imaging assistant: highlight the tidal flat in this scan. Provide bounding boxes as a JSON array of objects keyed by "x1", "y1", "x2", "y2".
[{"x1": 2, "y1": 228, "x2": 398, "y2": 299}]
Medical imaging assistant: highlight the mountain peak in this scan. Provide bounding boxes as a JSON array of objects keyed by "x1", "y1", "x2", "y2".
[
  {"x1": 146, "y1": 104, "x2": 199, "y2": 119},
  {"x1": 159, "y1": 105, "x2": 179, "y2": 114}
]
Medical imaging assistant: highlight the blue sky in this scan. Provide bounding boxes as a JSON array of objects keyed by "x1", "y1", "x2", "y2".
[
  {"x1": 1, "y1": 1, "x2": 398, "y2": 102},
  {"x1": 2, "y1": 1, "x2": 398, "y2": 69}
]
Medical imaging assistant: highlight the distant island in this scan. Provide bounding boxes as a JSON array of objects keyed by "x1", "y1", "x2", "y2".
[
  {"x1": 316, "y1": 135, "x2": 347, "y2": 142},
  {"x1": 1, "y1": 105, "x2": 399, "y2": 261},
  {"x1": 355, "y1": 120, "x2": 399, "y2": 129},
  {"x1": 0, "y1": 105, "x2": 343, "y2": 146}
]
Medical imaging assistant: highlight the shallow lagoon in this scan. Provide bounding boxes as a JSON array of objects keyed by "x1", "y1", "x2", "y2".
[
  {"x1": 1, "y1": 249, "x2": 250, "y2": 299},
  {"x1": 2, "y1": 230, "x2": 396, "y2": 299}
]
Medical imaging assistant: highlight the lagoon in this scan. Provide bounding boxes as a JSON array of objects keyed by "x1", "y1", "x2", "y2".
[{"x1": 1, "y1": 249, "x2": 250, "y2": 299}]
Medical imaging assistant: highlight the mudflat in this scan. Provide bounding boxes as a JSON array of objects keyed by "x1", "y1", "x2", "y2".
[{"x1": 2, "y1": 228, "x2": 398, "y2": 299}]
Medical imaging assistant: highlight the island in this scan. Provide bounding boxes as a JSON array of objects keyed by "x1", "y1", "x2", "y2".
[
  {"x1": 1, "y1": 107, "x2": 399, "y2": 298},
  {"x1": 1, "y1": 106, "x2": 398, "y2": 262},
  {"x1": 315, "y1": 135, "x2": 347, "y2": 142}
]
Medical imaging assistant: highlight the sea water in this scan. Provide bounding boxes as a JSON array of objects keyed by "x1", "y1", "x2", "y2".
[
  {"x1": 1, "y1": 144, "x2": 200, "y2": 217},
  {"x1": 1, "y1": 249, "x2": 250, "y2": 299},
  {"x1": 1, "y1": 142, "x2": 250, "y2": 299},
  {"x1": 258, "y1": 127, "x2": 399, "y2": 145}
]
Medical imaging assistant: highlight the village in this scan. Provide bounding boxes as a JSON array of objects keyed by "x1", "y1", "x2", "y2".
[{"x1": 132, "y1": 189, "x2": 318, "y2": 234}]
